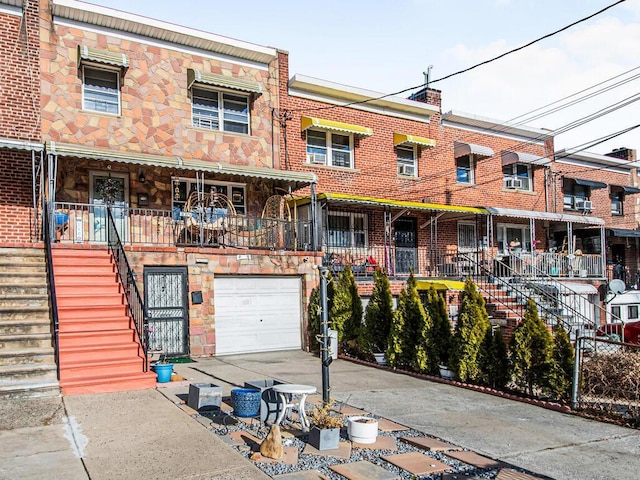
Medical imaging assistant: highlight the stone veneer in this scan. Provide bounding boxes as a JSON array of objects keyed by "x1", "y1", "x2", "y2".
[{"x1": 125, "y1": 248, "x2": 321, "y2": 356}]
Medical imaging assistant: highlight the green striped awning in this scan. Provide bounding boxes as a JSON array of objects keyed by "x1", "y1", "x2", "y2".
[
  {"x1": 187, "y1": 68, "x2": 262, "y2": 94},
  {"x1": 78, "y1": 45, "x2": 129, "y2": 68}
]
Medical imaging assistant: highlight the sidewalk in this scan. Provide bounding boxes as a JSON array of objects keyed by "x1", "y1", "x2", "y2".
[{"x1": 1, "y1": 351, "x2": 639, "y2": 480}]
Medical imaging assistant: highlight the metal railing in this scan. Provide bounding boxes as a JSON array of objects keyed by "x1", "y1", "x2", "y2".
[
  {"x1": 53, "y1": 202, "x2": 313, "y2": 251},
  {"x1": 106, "y1": 207, "x2": 148, "y2": 371},
  {"x1": 43, "y1": 202, "x2": 60, "y2": 380},
  {"x1": 507, "y1": 251, "x2": 603, "y2": 279}
]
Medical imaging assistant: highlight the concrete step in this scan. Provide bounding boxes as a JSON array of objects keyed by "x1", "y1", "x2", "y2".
[
  {"x1": 55, "y1": 293, "x2": 125, "y2": 308},
  {"x1": 59, "y1": 357, "x2": 146, "y2": 381},
  {"x1": 57, "y1": 304, "x2": 128, "y2": 320},
  {"x1": 58, "y1": 316, "x2": 131, "y2": 333},
  {"x1": 59, "y1": 343, "x2": 142, "y2": 364},
  {"x1": 61, "y1": 371, "x2": 157, "y2": 395},
  {"x1": 0, "y1": 333, "x2": 53, "y2": 349},
  {"x1": 55, "y1": 284, "x2": 122, "y2": 296},
  {"x1": 0, "y1": 272, "x2": 47, "y2": 283},
  {"x1": 0, "y1": 294, "x2": 49, "y2": 307},
  {"x1": 0, "y1": 260, "x2": 45, "y2": 274},
  {"x1": 0, "y1": 347, "x2": 55, "y2": 366},
  {"x1": 0, "y1": 284, "x2": 48, "y2": 296},
  {"x1": 0, "y1": 305, "x2": 50, "y2": 322},
  {"x1": 0, "y1": 318, "x2": 51, "y2": 335},
  {"x1": 0, "y1": 363, "x2": 58, "y2": 383},
  {"x1": 0, "y1": 247, "x2": 45, "y2": 258},
  {"x1": 0, "y1": 381, "x2": 60, "y2": 399},
  {"x1": 58, "y1": 329, "x2": 137, "y2": 348}
]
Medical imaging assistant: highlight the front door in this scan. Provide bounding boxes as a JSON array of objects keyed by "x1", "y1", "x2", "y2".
[
  {"x1": 89, "y1": 171, "x2": 128, "y2": 243},
  {"x1": 394, "y1": 217, "x2": 417, "y2": 274},
  {"x1": 144, "y1": 267, "x2": 189, "y2": 356}
]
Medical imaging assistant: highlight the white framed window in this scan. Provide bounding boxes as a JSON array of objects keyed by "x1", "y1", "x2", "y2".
[
  {"x1": 456, "y1": 154, "x2": 474, "y2": 184},
  {"x1": 629, "y1": 305, "x2": 639, "y2": 320},
  {"x1": 564, "y1": 184, "x2": 589, "y2": 211},
  {"x1": 397, "y1": 146, "x2": 417, "y2": 176},
  {"x1": 171, "y1": 178, "x2": 246, "y2": 216},
  {"x1": 496, "y1": 223, "x2": 531, "y2": 254},
  {"x1": 306, "y1": 130, "x2": 353, "y2": 168},
  {"x1": 192, "y1": 87, "x2": 249, "y2": 134},
  {"x1": 326, "y1": 211, "x2": 367, "y2": 248},
  {"x1": 611, "y1": 190, "x2": 624, "y2": 216},
  {"x1": 82, "y1": 65, "x2": 120, "y2": 115},
  {"x1": 502, "y1": 163, "x2": 531, "y2": 191}
]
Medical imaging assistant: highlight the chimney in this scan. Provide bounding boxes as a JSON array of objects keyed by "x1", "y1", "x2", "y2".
[
  {"x1": 605, "y1": 148, "x2": 637, "y2": 162},
  {"x1": 409, "y1": 87, "x2": 442, "y2": 108}
]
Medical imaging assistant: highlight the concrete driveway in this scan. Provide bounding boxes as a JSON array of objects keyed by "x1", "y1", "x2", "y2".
[{"x1": 179, "y1": 350, "x2": 640, "y2": 480}]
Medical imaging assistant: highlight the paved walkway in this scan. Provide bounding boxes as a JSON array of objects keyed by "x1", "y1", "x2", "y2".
[{"x1": 1, "y1": 351, "x2": 639, "y2": 480}]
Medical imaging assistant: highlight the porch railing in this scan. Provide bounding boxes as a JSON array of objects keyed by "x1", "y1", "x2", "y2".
[
  {"x1": 53, "y1": 202, "x2": 313, "y2": 251},
  {"x1": 43, "y1": 202, "x2": 60, "y2": 380},
  {"x1": 105, "y1": 207, "x2": 148, "y2": 372}
]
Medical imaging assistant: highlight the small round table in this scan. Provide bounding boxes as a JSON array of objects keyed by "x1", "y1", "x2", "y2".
[{"x1": 271, "y1": 384, "x2": 317, "y2": 432}]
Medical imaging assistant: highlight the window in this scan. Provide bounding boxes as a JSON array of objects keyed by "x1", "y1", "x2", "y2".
[
  {"x1": 306, "y1": 130, "x2": 353, "y2": 168},
  {"x1": 497, "y1": 223, "x2": 531, "y2": 254},
  {"x1": 611, "y1": 190, "x2": 624, "y2": 216},
  {"x1": 83, "y1": 66, "x2": 120, "y2": 115},
  {"x1": 628, "y1": 305, "x2": 639, "y2": 320},
  {"x1": 502, "y1": 163, "x2": 531, "y2": 191},
  {"x1": 563, "y1": 183, "x2": 589, "y2": 211},
  {"x1": 397, "y1": 146, "x2": 417, "y2": 176},
  {"x1": 192, "y1": 87, "x2": 249, "y2": 134},
  {"x1": 171, "y1": 178, "x2": 246, "y2": 217},
  {"x1": 456, "y1": 154, "x2": 474, "y2": 184},
  {"x1": 611, "y1": 305, "x2": 621, "y2": 321},
  {"x1": 457, "y1": 222, "x2": 477, "y2": 251},
  {"x1": 326, "y1": 212, "x2": 367, "y2": 247}
]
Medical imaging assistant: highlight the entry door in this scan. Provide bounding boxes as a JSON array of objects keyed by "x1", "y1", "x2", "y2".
[
  {"x1": 394, "y1": 217, "x2": 417, "y2": 274},
  {"x1": 144, "y1": 267, "x2": 189, "y2": 356},
  {"x1": 89, "y1": 171, "x2": 128, "y2": 243}
]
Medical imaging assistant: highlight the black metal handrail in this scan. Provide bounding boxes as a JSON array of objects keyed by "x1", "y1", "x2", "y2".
[
  {"x1": 105, "y1": 206, "x2": 148, "y2": 371},
  {"x1": 43, "y1": 202, "x2": 60, "y2": 380}
]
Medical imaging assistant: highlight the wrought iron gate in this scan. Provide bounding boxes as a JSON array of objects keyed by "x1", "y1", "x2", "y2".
[{"x1": 144, "y1": 267, "x2": 189, "y2": 356}]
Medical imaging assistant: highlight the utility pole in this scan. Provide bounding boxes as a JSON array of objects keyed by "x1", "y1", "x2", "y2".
[{"x1": 319, "y1": 266, "x2": 331, "y2": 404}]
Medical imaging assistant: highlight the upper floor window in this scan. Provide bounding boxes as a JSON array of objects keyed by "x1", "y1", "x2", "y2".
[
  {"x1": 82, "y1": 66, "x2": 120, "y2": 115},
  {"x1": 611, "y1": 190, "x2": 624, "y2": 216},
  {"x1": 306, "y1": 130, "x2": 353, "y2": 168},
  {"x1": 456, "y1": 154, "x2": 474, "y2": 184},
  {"x1": 397, "y1": 146, "x2": 417, "y2": 176},
  {"x1": 502, "y1": 163, "x2": 531, "y2": 191},
  {"x1": 192, "y1": 87, "x2": 249, "y2": 134},
  {"x1": 564, "y1": 184, "x2": 589, "y2": 211},
  {"x1": 326, "y1": 211, "x2": 367, "y2": 248}
]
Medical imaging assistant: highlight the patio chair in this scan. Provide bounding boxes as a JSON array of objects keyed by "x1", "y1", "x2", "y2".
[{"x1": 183, "y1": 191, "x2": 236, "y2": 244}]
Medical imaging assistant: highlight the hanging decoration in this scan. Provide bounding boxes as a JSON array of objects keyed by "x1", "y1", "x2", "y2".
[{"x1": 95, "y1": 173, "x2": 123, "y2": 205}]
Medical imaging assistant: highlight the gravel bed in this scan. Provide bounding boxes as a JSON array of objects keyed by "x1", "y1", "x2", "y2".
[{"x1": 200, "y1": 408, "x2": 538, "y2": 480}]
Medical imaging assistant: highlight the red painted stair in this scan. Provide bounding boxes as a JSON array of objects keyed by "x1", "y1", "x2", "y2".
[{"x1": 53, "y1": 248, "x2": 157, "y2": 395}]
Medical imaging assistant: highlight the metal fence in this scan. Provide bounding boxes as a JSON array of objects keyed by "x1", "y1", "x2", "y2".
[{"x1": 574, "y1": 336, "x2": 640, "y2": 426}]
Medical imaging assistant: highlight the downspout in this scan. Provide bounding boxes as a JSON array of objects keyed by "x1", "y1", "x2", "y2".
[{"x1": 310, "y1": 183, "x2": 317, "y2": 252}]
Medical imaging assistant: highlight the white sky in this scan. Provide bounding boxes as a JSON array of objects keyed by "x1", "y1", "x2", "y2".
[{"x1": 87, "y1": 0, "x2": 640, "y2": 155}]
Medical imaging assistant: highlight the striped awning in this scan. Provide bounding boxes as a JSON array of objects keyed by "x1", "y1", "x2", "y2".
[
  {"x1": 454, "y1": 141, "x2": 494, "y2": 158},
  {"x1": 300, "y1": 116, "x2": 372, "y2": 136},
  {"x1": 0, "y1": 137, "x2": 44, "y2": 152},
  {"x1": 393, "y1": 133, "x2": 436, "y2": 148},
  {"x1": 502, "y1": 150, "x2": 551, "y2": 166},
  {"x1": 187, "y1": 68, "x2": 262, "y2": 94},
  {"x1": 78, "y1": 45, "x2": 129, "y2": 68}
]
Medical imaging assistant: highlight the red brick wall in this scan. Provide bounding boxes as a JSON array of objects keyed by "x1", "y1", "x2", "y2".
[{"x1": 0, "y1": 4, "x2": 41, "y2": 244}]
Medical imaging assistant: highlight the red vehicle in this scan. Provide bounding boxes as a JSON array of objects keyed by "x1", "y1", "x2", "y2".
[{"x1": 596, "y1": 321, "x2": 640, "y2": 344}]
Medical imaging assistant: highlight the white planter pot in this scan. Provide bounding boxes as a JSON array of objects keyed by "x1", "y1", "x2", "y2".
[
  {"x1": 373, "y1": 353, "x2": 387, "y2": 366},
  {"x1": 439, "y1": 365, "x2": 455, "y2": 379},
  {"x1": 347, "y1": 416, "x2": 378, "y2": 444}
]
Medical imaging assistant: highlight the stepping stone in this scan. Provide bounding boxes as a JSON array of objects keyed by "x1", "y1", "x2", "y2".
[
  {"x1": 305, "y1": 394, "x2": 323, "y2": 406},
  {"x1": 251, "y1": 446, "x2": 298, "y2": 465},
  {"x1": 400, "y1": 436, "x2": 462, "y2": 452},
  {"x1": 497, "y1": 468, "x2": 546, "y2": 480},
  {"x1": 178, "y1": 404, "x2": 198, "y2": 415},
  {"x1": 382, "y1": 452, "x2": 452, "y2": 476},
  {"x1": 445, "y1": 450, "x2": 507, "y2": 469},
  {"x1": 352, "y1": 435, "x2": 397, "y2": 451},
  {"x1": 442, "y1": 475, "x2": 484, "y2": 480},
  {"x1": 229, "y1": 431, "x2": 262, "y2": 450},
  {"x1": 273, "y1": 470, "x2": 329, "y2": 479},
  {"x1": 334, "y1": 405, "x2": 370, "y2": 415},
  {"x1": 302, "y1": 440, "x2": 352, "y2": 459},
  {"x1": 377, "y1": 418, "x2": 410, "y2": 432},
  {"x1": 330, "y1": 460, "x2": 399, "y2": 480}
]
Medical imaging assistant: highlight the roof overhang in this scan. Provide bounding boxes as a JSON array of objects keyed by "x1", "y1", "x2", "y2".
[
  {"x1": 187, "y1": 68, "x2": 262, "y2": 94},
  {"x1": 393, "y1": 133, "x2": 436, "y2": 148},
  {"x1": 416, "y1": 279, "x2": 466, "y2": 291},
  {"x1": 302, "y1": 192, "x2": 488, "y2": 215},
  {"x1": 46, "y1": 141, "x2": 317, "y2": 186},
  {"x1": 618, "y1": 185, "x2": 640, "y2": 194},
  {"x1": 571, "y1": 178, "x2": 607, "y2": 189},
  {"x1": 454, "y1": 141, "x2": 493, "y2": 159},
  {"x1": 608, "y1": 228, "x2": 640, "y2": 238},
  {"x1": 557, "y1": 282, "x2": 598, "y2": 295},
  {"x1": 485, "y1": 207, "x2": 604, "y2": 225},
  {"x1": 51, "y1": 0, "x2": 277, "y2": 66},
  {"x1": 442, "y1": 110, "x2": 551, "y2": 140},
  {"x1": 556, "y1": 148, "x2": 640, "y2": 170},
  {"x1": 502, "y1": 150, "x2": 551, "y2": 166},
  {"x1": 0, "y1": 138, "x2": 44, "y2": 152},
  {"x1": 301, "y1": 116, "x2": 372, "y2": 136}
]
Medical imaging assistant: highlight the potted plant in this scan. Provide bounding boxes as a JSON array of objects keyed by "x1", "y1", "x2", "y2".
[
  {"x1": 307, "y1": 403, "x2": 344, "y2": 451},
  {"x1": 347, "y1": 415, "x2": 378, "y2": 444},
  {"x1": 152, "y1": 351, "x2": 174, "y2": 383}
]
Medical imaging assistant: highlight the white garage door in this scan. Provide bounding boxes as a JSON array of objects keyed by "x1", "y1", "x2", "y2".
[{"x1": 214, "y1": 276, "x2": 302, "y2": 355}]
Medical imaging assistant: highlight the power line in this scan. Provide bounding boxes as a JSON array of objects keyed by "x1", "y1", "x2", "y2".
[{"x1": 284, "y1": 0, "x2": 627, "y2": 115}]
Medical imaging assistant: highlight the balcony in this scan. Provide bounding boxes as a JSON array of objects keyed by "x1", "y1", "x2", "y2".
[{"x1": 53, "y1": 202, "x2": 313, "y2": 251}]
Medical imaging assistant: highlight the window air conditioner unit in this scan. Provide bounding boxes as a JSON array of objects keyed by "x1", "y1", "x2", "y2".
[
  {"x1": 576, "y1": 200, "x2": 593, "y2": 211},
  {"x1": 505, "y1": 177, "x2": 522, "y2": 189},
  {"x1": 399, "y1": 164, "x2": 415, "y2": 176},
  {"x1": 307, "y1": 152, "x2": 327, "y2": 164}
]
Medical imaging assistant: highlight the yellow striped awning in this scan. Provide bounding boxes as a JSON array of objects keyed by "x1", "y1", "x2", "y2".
[
  {"x1": 393, "y1": 133, "x2": 436, "y2": 148},
  {"x1": 300, "y1": 116, "x2": 373, "y2": 136},
  {"x1": 78, "y1": 45, "x2": 128, "y2": 68},
  {"x1": 187, "y1": 68, "x2": 262, "y2": 94},
  {"x1": 416, "y1": 279, "x2": 466, "y2": 291}
]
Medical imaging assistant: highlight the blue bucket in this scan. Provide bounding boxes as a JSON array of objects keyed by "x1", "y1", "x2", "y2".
[
  {"x1": 231, "y1": 388, "x2": 261, "y2": 417},
  {"x1": 154, "y1": 363, "x2": 173, "y2": 383}
]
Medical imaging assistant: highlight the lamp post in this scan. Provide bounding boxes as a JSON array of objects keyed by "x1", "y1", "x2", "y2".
[{"x1": 319, "y1": 266, "x2": 331, "y2": 405}]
